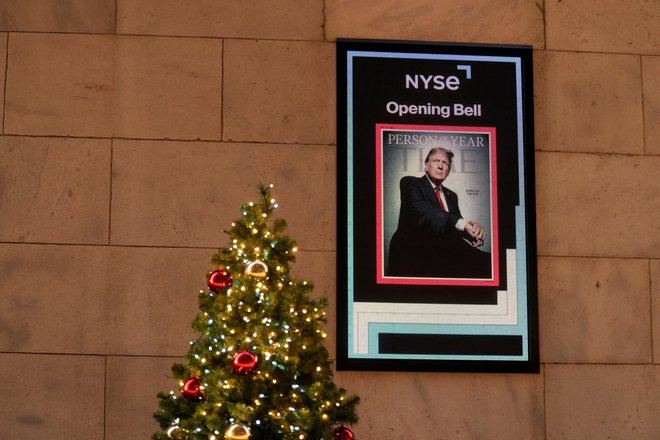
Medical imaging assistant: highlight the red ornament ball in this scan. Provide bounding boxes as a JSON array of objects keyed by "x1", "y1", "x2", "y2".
[
  {"x1": 232, "y1": 351, "x2": 258, "y2": 375},
  {"x1": 181, "y1": 376, "x2": 203, "y2": 401},
  {"x1": 207, "y1": 269, "x2": 232, "y2": 292},
  {"x1": 334, "y1": 425, "x2": 355, "y2": 440}
]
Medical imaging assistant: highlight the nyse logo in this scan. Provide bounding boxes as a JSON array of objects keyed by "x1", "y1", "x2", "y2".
[
  {"x1": 404, "y1": 65, "x2": 472, "y2": 91},
  {"x1": 405, "y1": 74, "x2": 460, "y2": 91}
]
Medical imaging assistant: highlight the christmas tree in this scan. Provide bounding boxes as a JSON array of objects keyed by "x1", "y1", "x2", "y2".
[{"x1": 153, "y1": 184, "x2": 359, "y2": 440}]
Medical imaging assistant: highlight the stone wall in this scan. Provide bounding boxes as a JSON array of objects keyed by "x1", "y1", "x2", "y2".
[{"x1": 0, "y1": 1, "x2": 658, "y2": 438}]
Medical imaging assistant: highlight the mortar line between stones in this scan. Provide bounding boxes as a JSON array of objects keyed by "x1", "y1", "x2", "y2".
[
  {"x1": 108, "y1": 138, "x2": 114, "y2": 245},
  {"x1": 0, "y1": 30, "x2": 326, "y2": 44},
  {"x1": 1, "y1": 351, "x2": 654, "y2": 367},
  {"x1": 103, "y1": 354, "x2": 108, "y2": 440},
  {"x1": 2, "y1": 348, "x2": 660, "y2": 367},
  {"x1": 0, "y1": 351, "x2": 184, "y2": 359},
  {"x1": 542, "y1": 363, "x2": 548, "y2": 439},
  {"x1": 0, "y1": 132, "x2": 338, "y2": 147},
  {"x1": 322, "y1": 0, "x2": 328, "y2": 42},
  {"x1": 535, "y1": 149, "x2": 660, "y2": 158},
  {"x1": 0, "y1": 244, "x2": 651, "y2": 260},
  {"x1": 0, "y1": 241, "x2": 654, "y2": 259},
  {"x1": 2, "y1": 33, "x2": 9, "y2": 134},
  {"x1": 220, "y1": 39, "x2": 225, "y2": 141},
  {"x1": 113, "y1": 0, "x2": 118, "y2": 36},
  {"x1": 0, "y1": 29, "x2": 648, "y2": 57},
  {"x1": 537, "y1": 254, "x2": 654, "y2": 261},
  {"x1": 649, "y1": 259, "x2": 654, "y2": 363},
  {"x1": 538, "y1": 0, "x2": 547, "y2": 50},
  {"x1": 639, "y1": 55, "x2": 647, "y2": 155},
  {"x1": 0, "y1": 240, "x2": 338, "y2": 253}
]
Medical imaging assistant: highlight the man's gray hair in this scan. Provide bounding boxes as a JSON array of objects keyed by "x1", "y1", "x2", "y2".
[{"x1": 424, "y1": 147, "x2": 454, "y2": 164}]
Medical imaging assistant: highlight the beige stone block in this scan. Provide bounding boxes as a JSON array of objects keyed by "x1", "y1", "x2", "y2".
[
  {"x1": 534, "y1": 51, "x2": 644, "y2": 153},
  {"x1": 0, "y1": 0, "x2": 115, "y2": 33},
  {"x1": 0, "y1": 136, "x2": 110, "y2": 244},
  {"x1": 326, "y1": 0, "x2": 544, "y2": 47},
  {"x1": 223, "y1": 40, "x2": 335, "y2": 144},
  {"x1": 546, "y1": 364, "x2": 660, "y2": 439},
  {"x1": 536, "y1": 152, "x2": 660, "y2": 257},
  {"x1": 5, "y1": 33, "x2": 224, "y2": 140},
  {"x1": 651, "y1": 260, "x2": 660, "y2": 362},
  {"x1": 106, "y1": 356, "x2": 181, "y2": 440},
  {"x1": 5, "y1": 33, "x2": 115, "y2": 137},
  {"x1": 0, "y1": 243, "x2": 207, "y2": 356},
  {"x1": 643, "y1": 56, "x2": 660, "y2": 154},
  {"x1": 111, "y1": 140, "x2": 336, "y2": 250},
  {"x1": 546, "y1": 0, "x2": 660, "y2": 55},
  {"x1": 333, "y1": 370, "x2": 544, "y2": 439},
  {"x1": 117, "y1": 0, "x2": 323, "y2": 40},
  {"x1": 114, "y1": 36, "x2": 223, "y2": 140},
  {"x1": 538, "y1": 257, "x2": 651, "y2": 363},
  {"x1": 0, "y1": 353, "x2": 104, "y2": 439}
]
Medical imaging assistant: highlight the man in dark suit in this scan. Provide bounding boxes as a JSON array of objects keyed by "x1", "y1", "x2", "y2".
[{"x1": 387, "y1": 147, "x2": 491, "y2": 278}]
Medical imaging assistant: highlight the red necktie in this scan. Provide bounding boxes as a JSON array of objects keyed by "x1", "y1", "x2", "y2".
[{"x1": 434, "y1": 186, "x2": 446, "y2": 211}]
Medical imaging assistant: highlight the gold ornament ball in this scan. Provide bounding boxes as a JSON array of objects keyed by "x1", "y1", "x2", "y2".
[
  {"x1": 245, "y1": 261, "x2": 268, "y2": 278},
  {"x1": 226, "y1": 423, "x2": 251, "y2": 440},
  {"x1": 166, "y1": 426, "x2": 185, "y2": 439}
]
